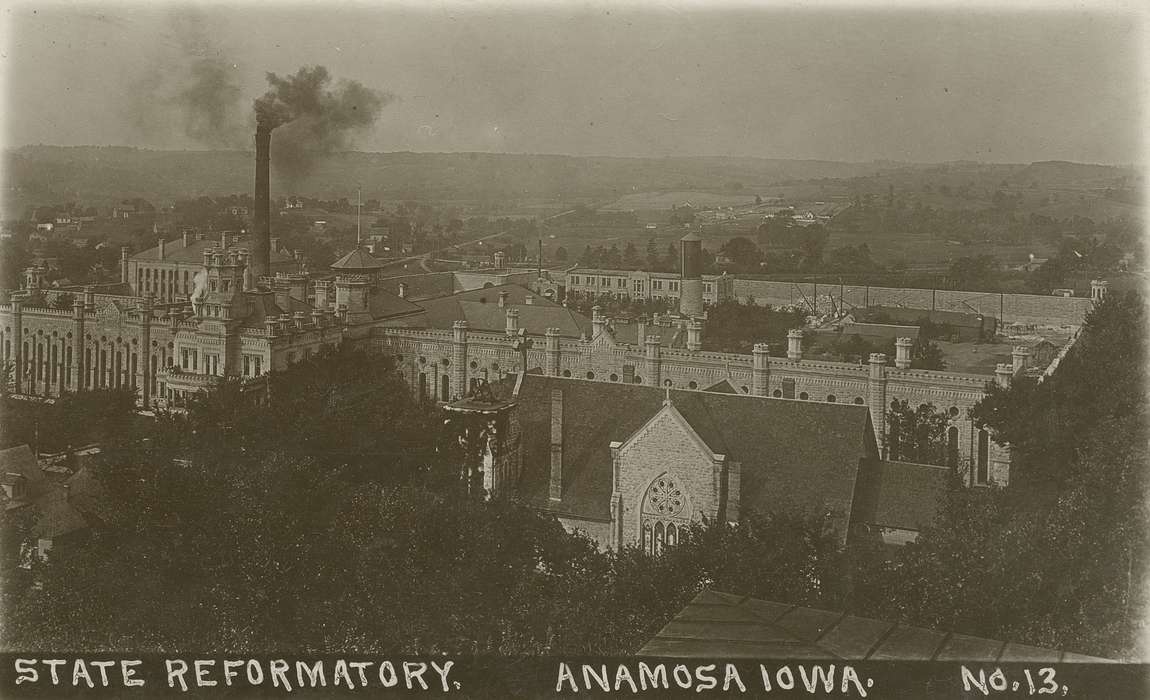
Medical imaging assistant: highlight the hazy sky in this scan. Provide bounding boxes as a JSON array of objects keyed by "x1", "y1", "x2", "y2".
[{"x1": 1, "y1": 2, "x2": 1145, "y2": 164}]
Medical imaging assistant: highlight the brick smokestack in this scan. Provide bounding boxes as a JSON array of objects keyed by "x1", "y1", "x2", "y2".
[{"x1": 251, "y1": 123, "x2": 272, "y2": 283}]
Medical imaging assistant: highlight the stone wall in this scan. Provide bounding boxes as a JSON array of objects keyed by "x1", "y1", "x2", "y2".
[{"x1": 732, "y1": 279, "x2": 1094, "y2": 326}]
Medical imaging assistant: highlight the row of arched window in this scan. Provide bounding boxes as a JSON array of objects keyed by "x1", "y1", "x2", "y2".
[{"x1": 641, "y1": 520, "x2": 688, "y2": 556}]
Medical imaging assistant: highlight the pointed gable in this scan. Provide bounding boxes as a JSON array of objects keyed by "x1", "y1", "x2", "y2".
[{"x1": 619, "y1": 401, "x2": 724, "y2": 463}]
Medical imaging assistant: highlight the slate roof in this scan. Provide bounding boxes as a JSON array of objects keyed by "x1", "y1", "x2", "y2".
[
  {"x1": 415, "y1": 284, "x2": 591, "y2": 337},
  {"x1": 134, "y1": 236, "x2": 294, "y2": 265},
  {"x1": 329, "y1": 247, "x2": 387, "y2": 270},
  {"x1": 511, "y1": 375, "x2": 875, "y2": 531},
  {"x1": 366, "y1": 287, "x2": 426, "y2": 320},
  {"x1": 865, "y1": 460, "x2": 950, "y2": 533},
  {"x1": 638, "y1": 590, "x2": 1115, "y2": 661}
]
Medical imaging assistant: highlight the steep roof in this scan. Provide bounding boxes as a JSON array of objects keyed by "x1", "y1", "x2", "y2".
[
  {"x1": 330, "y1": 247, "x2": 387, "y2": 270},
  {"x1": 854, "y1": 460, "x2": 951, "y2": 533},
  {"x1": 366, "y1": 287, "x2": 426, "y2": 320},
  {"x1": 511, "y1": 375, "x2": 875, "y2": 529},
  {"x1": 639, "y1": 590, "x2": 1114, "y2": 661},
  {"x1": 415, "y1": 284, "x2": 591, "y2": 337}
]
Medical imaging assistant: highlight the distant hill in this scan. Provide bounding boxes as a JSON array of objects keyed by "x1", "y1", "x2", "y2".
[{"x1": 3, "y1": 145, "x2": 1140, "y2": 216}]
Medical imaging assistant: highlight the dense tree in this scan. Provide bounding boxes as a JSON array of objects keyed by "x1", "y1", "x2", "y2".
[
  {"x1": 886, "y1": 400, "x2": 950, "y2": 465},
  {"x1": 852, "y1": 293, "x2": 1149, "y2": 659},
  {"x1": 718, "y1": 236, "x2": 761, "y2": 272},
  {"x1": 701, "y1": 300, "x2": 808, "y2": 355}
]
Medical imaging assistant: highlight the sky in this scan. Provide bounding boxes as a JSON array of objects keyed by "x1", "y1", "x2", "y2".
[{"x1": 0, "y1": 1, "x2": 1145, "y2": 164}]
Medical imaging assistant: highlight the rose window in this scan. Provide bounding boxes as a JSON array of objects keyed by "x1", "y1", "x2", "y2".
[{"x1": 648, "y1": 477, "x2": 685, "y2": 516}]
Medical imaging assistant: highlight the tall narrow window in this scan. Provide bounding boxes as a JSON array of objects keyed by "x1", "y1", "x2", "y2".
[{"x1": 977, "y1": 430, "x2": 990, "y2": 485}]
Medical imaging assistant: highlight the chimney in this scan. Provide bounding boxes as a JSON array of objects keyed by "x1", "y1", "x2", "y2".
[
  {"x1": 995, "y1": 363, "x2": 1013, "y2": 389},
  {"x1": 498, "y1": 290, "x2": 509, "y2": 308},
  {"x1": 397, "y1": 282, "x2": 408, "y2": 299},
  {"x1": 686, "y1": 318, "x2": 703, "y2": 351},
  {"x1": 592, "y1": 305, "x2": 606, "y2": 337},
  {"x1": 120, "y1": 246, "x2": 130, "y2": 284},
  {"x1": 787, "y1": 329, "x2": 804, "y2": 361},
  {"x1": 270, "y1": 237, "x2": 281, "y2": 254},
  {"x1": 549, "y1": 388, "x2": 563, "y2": 501},
  {"x1": 157, "y1": 238, "x2": 165, "y2": 260},
  {"x1": 637, "y1": 317, "x2": 647, "y2": 347},
  {"x1": 524, "y1": 295, "x2": 534, "y2": 305},
  {"x1": 506, "y1": 308, "x2": 519, "y2": 335},
  {"x1": 1012, "y1": 345, "x2": 1030, "y2": 374},
  {"x1": 182, "y1": 230, "x2": 191, "y2": 247},
  {"x1": 894, "y1": 337, "x2": 914, "y2": 369},
  {"x1": 251, "y1": 123, "x2": 272, "y2": 282}
]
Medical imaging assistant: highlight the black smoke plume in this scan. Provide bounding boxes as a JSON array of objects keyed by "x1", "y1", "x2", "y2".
[
  {"x1": 255, "y1": 66, "x2": 393, "y2": 186},
  {"x1": 126, "y1": 9, "x2": 246, "y2": 149}
]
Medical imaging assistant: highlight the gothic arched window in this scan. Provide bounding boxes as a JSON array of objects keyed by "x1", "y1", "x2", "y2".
[{"x1": 640, "y1": 473, "x2": 691, "y2": 556}]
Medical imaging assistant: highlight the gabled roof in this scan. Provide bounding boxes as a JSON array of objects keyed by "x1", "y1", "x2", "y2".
[
  {"x1": 852, "y1": 460, "x2": 950, "y2": 533},
  {"x1": 639, "y1": 590, "x2": 1114, "y2": 661},
  {"x1": 330, "y1": 246, "x2": 387, "y2": 270},
  {"x1": 366, "y1": 287, "x2": 425, "y2": 320},
  {"x1": 702, "y1": 378, "x2": 740, "y2": 394},
  {"x1": 511, "y1": 375, "x2": 875, "y2": 530}
]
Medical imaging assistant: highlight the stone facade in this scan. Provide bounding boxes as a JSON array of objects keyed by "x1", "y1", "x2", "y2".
[{"x1": 376, "y1": 318, "x2": 1008, "y2": 486}]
